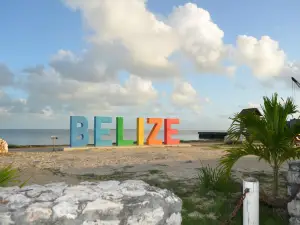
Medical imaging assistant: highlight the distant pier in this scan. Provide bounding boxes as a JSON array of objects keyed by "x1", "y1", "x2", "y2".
[{"x1": 198, "y1": 132, "x2": 227, "y2": 140}]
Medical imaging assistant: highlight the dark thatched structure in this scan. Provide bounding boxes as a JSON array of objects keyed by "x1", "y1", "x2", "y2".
[{"x1": 239, "y1": 108, "x2": 262, "y2": 117}]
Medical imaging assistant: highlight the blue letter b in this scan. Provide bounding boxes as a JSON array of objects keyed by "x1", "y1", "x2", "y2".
[{"x1": 70, "y1": 116, "x2": 89, "y2": 147}]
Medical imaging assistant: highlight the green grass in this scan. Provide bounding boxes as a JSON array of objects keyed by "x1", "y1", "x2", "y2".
[
  {"x1": 183, "y1": 165, "x2": 288, "y2": 225},
  {"x1": 146, "y1": 165, "x2": 288, "y2": 225}
]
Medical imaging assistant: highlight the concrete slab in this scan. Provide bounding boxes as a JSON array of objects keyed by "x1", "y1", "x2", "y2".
[{"x1": 63, "y1": 144, "x2": 192, "y2": 151}]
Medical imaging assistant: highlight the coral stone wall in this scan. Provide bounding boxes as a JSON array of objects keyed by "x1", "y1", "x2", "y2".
[
  {"x1": 0, "y1": 180, "x2": 182, "y2": 225},
  {"x1": 287, "y1": 161, "x2": 300, "y2": 225}
]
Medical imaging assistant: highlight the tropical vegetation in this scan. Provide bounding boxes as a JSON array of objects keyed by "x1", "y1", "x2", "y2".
[{"x1": 220, "y1": 92, "x2": 300, "y2": 196}]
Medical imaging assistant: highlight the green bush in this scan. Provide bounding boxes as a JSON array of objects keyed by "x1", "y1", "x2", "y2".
[{"x1": 198, "y1": 164, "x2": 239, "y2": 194}]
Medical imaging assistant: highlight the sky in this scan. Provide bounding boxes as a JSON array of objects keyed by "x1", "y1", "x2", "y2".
[{"x1": 0, "y1": 0, "x2": 300, "y2": 130}]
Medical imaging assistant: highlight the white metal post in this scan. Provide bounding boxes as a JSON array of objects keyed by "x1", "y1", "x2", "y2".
[{"x1": 243, "y1": 177, "x2": 259, "y2": 225}]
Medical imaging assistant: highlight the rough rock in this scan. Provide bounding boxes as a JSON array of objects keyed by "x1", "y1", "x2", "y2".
[
  {"x1": 0, "y1": 138, "x2": 8, "y2": 153},
  {"x1": 0, "y1": 180, "x2": 182, "y2": 225}
]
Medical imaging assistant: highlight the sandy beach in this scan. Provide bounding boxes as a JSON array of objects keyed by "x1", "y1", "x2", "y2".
[{"x1": 0, "y1": 142, "x2": 288, "y2": 185}]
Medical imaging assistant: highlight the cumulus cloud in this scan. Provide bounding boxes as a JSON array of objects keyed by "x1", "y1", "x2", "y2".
[
  {"x1": 59, "y1": 1, "x2": 236, "y2": 79},
  {"x1": 169, "y1": 3, "x2": 235, "y2": 75},
  {"x1": 235, "y1": 35, "x2": 286, "y2": 78},
  {"x1": 1, "y1": 0, "x2": 237, "y2": 121},
  {"x1": 171, "y1": 81, "x2": 202, "y2": 114},
  {"x1": 258, "y1": 61, "x2": 300, "y2": 89},
  {"x1": 281, "y1": 61, "x2": 300, "y2": 84},
  {"x1": 21, "y1": 66, "x2": 158, "y2": 115},
  {"x1": 0, "y1": 90, "x2": 27, "y2": 113},
  {"x1": 0, "y1": 0, "x2": 297, "y2": 129},
  {"x1": 66, "y1": 0, "x2": 178, "y2": 64},
  {"x1": 63, "y1": 0, "x2": 180, "y2": 79},
  {"x1": 0, "y1": 63, "x2": 14, "y2": 86}
]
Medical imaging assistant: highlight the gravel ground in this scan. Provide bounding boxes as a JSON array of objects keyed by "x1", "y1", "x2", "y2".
[
  {"x1": 0, "y1": 143, "x2": 290, "y2": 185},
  {"x1": 1, "y1": 145, "x2": 227, "y2": 170}
]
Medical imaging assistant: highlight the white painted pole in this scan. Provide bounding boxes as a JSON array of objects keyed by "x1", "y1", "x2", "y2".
[{"x1": 243, "y1": 177, "x2": 259, "y2": 225}]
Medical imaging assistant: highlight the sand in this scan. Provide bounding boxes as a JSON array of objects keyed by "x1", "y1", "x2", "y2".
[
  {"x1": 1, "y1": 144, "x2": 226, "y2": 169},
  {"x1": 0, "y1": 142, "x2": 289, "y2": 185}
]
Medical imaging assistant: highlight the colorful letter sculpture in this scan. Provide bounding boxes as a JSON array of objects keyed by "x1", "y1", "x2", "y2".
[
  {"x1": 164, "y1": 118, "x2": 180, "y2": 145},
  {"x1": 94, "y1": 116, "x2": 112, "y2": 146},
  {"x1": 116, "y1": 117, "x2": 134, "y2": 146},
  {"x1": 146, "y1": 118, "x2": 163, "y2": 145},
  {"x1": 70, "y1": 116, "x2": 89, "y2": 147},
  {"x1": 69, "y1": 116, "x2": 180, "y2": 147},
  {"x1": 136, "y1": 117, "x2": 144, "y2": 146}
]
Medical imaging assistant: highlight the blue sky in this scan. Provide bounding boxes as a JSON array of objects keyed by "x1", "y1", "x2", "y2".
[{"x1": 0, "y1": 0, "x2": 300, "y2": 129}]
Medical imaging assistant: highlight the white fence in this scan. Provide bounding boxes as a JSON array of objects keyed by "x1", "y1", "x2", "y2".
[{"x1": 243, "y1": 177, "x2": 259, "y2": 225}]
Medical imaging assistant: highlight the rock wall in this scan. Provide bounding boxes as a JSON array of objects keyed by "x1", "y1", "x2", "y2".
[
  {"x1": 287, "y1": 161, "x2": 300, "y2": 225},
  {"x1": 0, "y1": 180, "x2": 182, "y2": 225}
]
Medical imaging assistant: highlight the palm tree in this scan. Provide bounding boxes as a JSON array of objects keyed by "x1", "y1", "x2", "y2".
[{"x1": 220, "y1": 93, "x2": 300, "y2": 196}]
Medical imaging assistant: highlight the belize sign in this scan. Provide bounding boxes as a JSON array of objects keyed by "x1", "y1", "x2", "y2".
[{"x1": 70, "y1": 116, "x2": 180, "y2": 147}]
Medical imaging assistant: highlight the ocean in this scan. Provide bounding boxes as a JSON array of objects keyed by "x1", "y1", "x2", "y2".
[{"x1": 0, "y1": 129, "x2": 200, "y2": 145}]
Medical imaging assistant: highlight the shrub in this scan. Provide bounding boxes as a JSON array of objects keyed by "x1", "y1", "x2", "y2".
[{"x1": 198, "y1": 164, "x2": 238, "y2": 194}]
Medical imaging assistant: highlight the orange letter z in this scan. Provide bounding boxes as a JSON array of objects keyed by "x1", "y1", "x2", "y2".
[{"x1": 146, "y1": 118, "x2": 163, "y2": 145}]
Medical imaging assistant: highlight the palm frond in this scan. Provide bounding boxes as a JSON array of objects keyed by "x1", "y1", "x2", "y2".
[
  {"x1": 222, "y1": 93, "x2": 300, "y2": 196},
  {"x1": 220, "y1": 142, "x2": 263, "y2": 173},
  {"x1": 223, "y1": 93, "x2": 300, "y2": 169},
  {"x1": 0, "y1": 164, "x2": 20, "y2": 187},
  {"x1": 0, "y1": 164, "x2": 31, "y2": 187}
]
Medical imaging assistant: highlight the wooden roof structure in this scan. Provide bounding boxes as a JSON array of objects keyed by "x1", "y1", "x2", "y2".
[{"x1": 239, "y1": 108, "x2": 262, "y2": 117}]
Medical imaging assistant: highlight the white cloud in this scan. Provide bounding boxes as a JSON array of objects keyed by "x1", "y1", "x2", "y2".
[
  {"x1": 2, "y1": 0, "x2": 237, "y2": 123},
  {"x1": 60, "y1": 1, "x2": 238, "y2": 79},
  {"x1": 0, "y1": 0, "x2": 298, "y2": 129},
  {"x1": 248, "y1": 102, "x2": 260, "y2": 108},
  {"x1": 0, "y1": 63, "x2": 14, "y2": 86},
  {"x1": 169, "y1": 3, "x2": 235, "y2": 75},
  {"x1": 20, "y1": 66, "x2": 158, "y2": 115},
  {"x1": 171, "y1": 81, "x2": 202, "y2": 114},
  {"x1": 49, "y1": 48, "x2": 119, "y2": 82},
  {"x1": 258, "y1": 61, "x2": 300, "y2": 89},
  {"x1": 0, "y1": 90, "x2": 27, "y2": 113},
  {"x1": 63, "y1": 0, "x2": 179, "y2": 79},
  {"x1": 281, "y1": 61, "x2": 300, "y2": 83},
  {"x1": 235, "y1": 35, "x2": 286, "y2": 78}
]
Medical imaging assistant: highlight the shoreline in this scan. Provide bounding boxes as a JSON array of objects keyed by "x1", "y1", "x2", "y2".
[{"x1": 7, "y1": 139, "x2": 225, "y2": 149}]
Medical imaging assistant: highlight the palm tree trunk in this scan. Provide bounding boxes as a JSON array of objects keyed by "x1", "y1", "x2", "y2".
[{"x1": 273, "y1": 166, "x2": 279, "y2": 196}]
